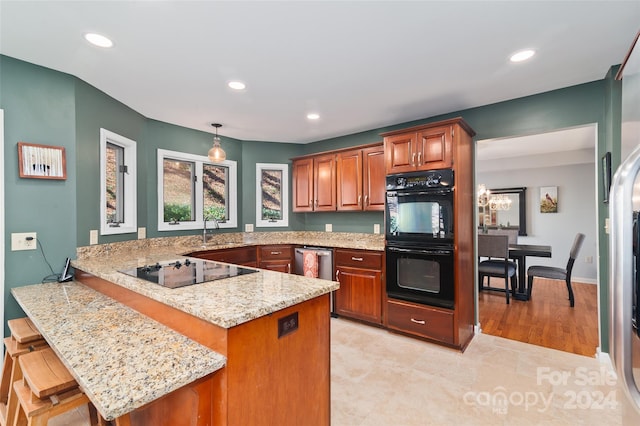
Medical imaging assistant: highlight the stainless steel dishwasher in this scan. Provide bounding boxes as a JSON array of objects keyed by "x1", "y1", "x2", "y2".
[{"x1": 294, "y1": 247, "x2": 335, "y2": 315}]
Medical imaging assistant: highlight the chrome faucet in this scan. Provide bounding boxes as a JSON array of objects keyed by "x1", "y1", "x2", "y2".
[{"x1": 203, "y1": 216, "x2": 220, "y2": 244}]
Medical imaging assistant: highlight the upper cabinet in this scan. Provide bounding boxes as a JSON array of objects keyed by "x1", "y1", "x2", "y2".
[
  {"x1": 382, "y1": 118, "x2": 475, "y2": 174},
  {"x1": 292, "y1": 143, "x2": 384, "y2": 213},
  {"x1": 336, "y1": 144, "x2": 385, "y2": 211},
  {"x1": 292, "y1": 154, "x2": 336, "y2": 212}
]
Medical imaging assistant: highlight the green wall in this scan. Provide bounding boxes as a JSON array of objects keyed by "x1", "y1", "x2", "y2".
[
  {"x1": 1, "y1": 55, "x2": 621, "y2": 352},
  {"x1": 75, "y1": 79, "x2": 147, "y2": 246},
  {"x1": 1, "y1": 56, "x2": 78, "y2": 326}
]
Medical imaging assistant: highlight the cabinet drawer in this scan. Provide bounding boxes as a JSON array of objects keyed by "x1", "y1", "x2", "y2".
[
  {"x1": 259, "y1": 245, "x2": 293, "y2": 260},
  {"x1": 335, "y1": 249, "x2": 382, "y2": 269},
  {"x1": 387, "y1": 300, "x2": 453, "y2": 344}
]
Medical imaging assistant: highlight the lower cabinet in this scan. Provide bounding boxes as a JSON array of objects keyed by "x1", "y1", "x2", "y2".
[
  {"x1": 386, "y1": 299, "x2": 454, "y2": 345},
  {"x1": 189, "y1": 246, "x2": 257, "y2": 267},
  {"x1": 334, "y1": 249, "x2": 383, "y2": 324},
  {"x1": 258, "y1": 245, "x2": 294, "y2": 273}
]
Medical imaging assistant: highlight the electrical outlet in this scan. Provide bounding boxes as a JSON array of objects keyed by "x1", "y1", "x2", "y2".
[
  {"x1": 245, "y1": 224, "x2": 254, "y2": 232},
  {"x1": 585, "y1": 256, "x2": 593, "y2": 264},
  {"x1": 374, "y1": 224, "x2": 380, "y2": 234},
  {"x1": 90, "y1": 230, "x2": 98, "y2": 245},
  {"x1": 138, "y1": 227, "x2": 146, "y2": 239},
  {"x1": 11, "y1": 232, "x2": 37, "y2": 251},
  {"x1": 325, "y1": 224, "x2": 332, "y2": 232}
]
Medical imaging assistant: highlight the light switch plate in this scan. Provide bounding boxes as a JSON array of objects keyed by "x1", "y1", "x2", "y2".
[
  {"x1": 138, "y1": 227, "x2": 146, "y2": 239},
  {"x1": 90, "y1": 230, "x2": 98, "y2": 245},
  {"x1": 325, "y1": 224, "x2": 332, "y2": 232},
  {"x1": 245, "y1": 224, "x2": 254, "y2": 232},
  {"x1": 374, "y1": 224, "x2": 380, "y2": 234},
  {"x1": 11, "y1": 232, "x2": 37, "y2": 251}
]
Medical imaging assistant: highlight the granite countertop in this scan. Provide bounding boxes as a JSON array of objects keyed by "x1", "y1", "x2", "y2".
[
  {"x1": 11, "y1": 282, "x2": 226, "y2": 421},
  {"x1": 73, "y1": 253, "x2": 339, "y2": 330},
  {"x1": 72, "y1": 232, "x2": 376, "y2": 329}
]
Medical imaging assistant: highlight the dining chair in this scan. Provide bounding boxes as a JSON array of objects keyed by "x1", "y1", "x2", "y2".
[
  {"x1": 526, "y1": 233, "x2": 585, "y2": 307},
  {"x1": 478, "y1": 234, "x2": 518, "y2": 304}
]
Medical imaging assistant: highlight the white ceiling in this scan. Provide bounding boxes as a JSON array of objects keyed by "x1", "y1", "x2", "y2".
[{"x1": 0, "y1": 1, "x2": 638, "y2": 143}]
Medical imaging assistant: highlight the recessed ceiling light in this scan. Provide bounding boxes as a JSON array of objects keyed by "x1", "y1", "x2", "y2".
[
  {"x1": 228, "y1": 81, "x2": 246, "y2": 90},
  {"x1": 307, "y1": 113, "x2": 320, "y2": 120},
  {"x1": 84, "y1": 33, "x2": 113, "y2": 48},
  {"x1": 510, "y1": 49, "x2": 535, "y2": 63}
]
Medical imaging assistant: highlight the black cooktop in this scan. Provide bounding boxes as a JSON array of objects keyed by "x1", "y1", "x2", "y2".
[{"x1": 119, "y1": 258, "x2": 259, "y2": 289}]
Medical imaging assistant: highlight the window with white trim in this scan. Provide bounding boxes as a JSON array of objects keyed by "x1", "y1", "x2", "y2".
[
  {"x1": 256, "y1": 163, "x2": 288, "y2": 228},
  {"x1": 158, "y1": 149, "x2": 237, "y2": 231},
  {"x1": 100, "y1": 129, "x2": 137, "y2": 235}
]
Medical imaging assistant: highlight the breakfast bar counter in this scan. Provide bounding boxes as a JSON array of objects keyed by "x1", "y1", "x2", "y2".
[
  {"x1": 67, "y1": 232, "x2": 342, "y2": 425},
  {"x1": 11, "y1": 281, "x2": 226, "y2": 422}
]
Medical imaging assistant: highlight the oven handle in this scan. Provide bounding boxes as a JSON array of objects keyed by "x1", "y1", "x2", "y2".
[
  {"x1": 395, "y1": 189, "x2": 452, "y2": 196},
  {"x1": 387, "y1": 246, "x2": 453, "y2": 256}
]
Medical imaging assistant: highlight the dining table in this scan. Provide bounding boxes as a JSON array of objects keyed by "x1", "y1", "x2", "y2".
[{"x1": 508, "y1": 243, "x2": 552, "y2": 301}]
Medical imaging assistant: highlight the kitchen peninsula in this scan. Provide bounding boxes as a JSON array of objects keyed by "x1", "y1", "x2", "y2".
[{"x1": 66, "y1": 232, "x2": 349, "y2": 425}]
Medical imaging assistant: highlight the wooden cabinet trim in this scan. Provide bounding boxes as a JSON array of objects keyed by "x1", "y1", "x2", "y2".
[{"x1": 380, "y1": 117, "x2": 476, "y2": 138}]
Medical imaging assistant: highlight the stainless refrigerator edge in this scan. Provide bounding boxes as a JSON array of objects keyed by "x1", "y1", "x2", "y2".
[{"x1": 610, "y1": 30, "x2": 640, "y2": 414}]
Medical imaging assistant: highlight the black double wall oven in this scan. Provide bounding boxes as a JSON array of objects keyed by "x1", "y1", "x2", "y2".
[{"x1": 385, "y1": 169, "x2": 455, "y2": 309}]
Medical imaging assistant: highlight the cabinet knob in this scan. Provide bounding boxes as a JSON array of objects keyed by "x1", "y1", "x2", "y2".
[
  {"x1": 351, "y1": 257, "x2": 363, "y2": 261},
  {"x1": 358, "y1": 195, "x2": 362, "y2": 205},
  {"x1": 271, "y1": 251, "x2": 281, "y2": 255},
  {"x1": 410, "y1": 318, "x2": 426, "y2": 325},
  {"x1": 411, "y1": 152, "x2": 416, "y2": 166},
  {"x1": 364, "y1": 195, "x2": 369, "y2": 206},
  {"x1": 417, "y1": 151, "x2": 422, "y2": 166},
  {"x1": 335, "y1": 270, "x2": 340, "y2": 281},
  {"x1": 287, "y1": 263, "x2": 291, "y2": 273}
]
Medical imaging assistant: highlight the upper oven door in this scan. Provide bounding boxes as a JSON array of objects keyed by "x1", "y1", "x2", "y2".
[{"x1": 385, "y1": 188, "x2": 453, "y2": 243}]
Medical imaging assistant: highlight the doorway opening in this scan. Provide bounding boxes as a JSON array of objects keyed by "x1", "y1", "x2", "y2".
[{"x1": 475, "y1": 124, "x2": 600, "y2": 357}]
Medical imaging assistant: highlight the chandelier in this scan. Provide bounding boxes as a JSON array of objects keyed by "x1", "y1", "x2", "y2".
[{"x1": 477, "y1": 184, "x2": 512, "y2": 211}]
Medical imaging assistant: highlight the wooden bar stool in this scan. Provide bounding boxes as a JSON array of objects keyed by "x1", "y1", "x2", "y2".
[
  {"x1": 0, "y1": 318, "x2": 48, "y2": 426},
  {"x1": 12, "y1": 347, "x2": 104, "y2": 426}
]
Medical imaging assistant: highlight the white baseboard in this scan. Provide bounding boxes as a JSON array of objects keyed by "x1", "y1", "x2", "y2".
[{"x1": 573, "y1": 276, "x2": 597, "y2": 285}]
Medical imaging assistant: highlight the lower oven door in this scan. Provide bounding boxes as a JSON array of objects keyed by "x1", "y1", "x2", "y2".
[{"x1": 386, "y1": 245, "x2": 454, "y2": 309}]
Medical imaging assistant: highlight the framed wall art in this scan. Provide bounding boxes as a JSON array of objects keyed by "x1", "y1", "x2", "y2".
[
  {"x1": 17, "y1": 142, "x2": 67, "y2": 180},
  {"x1": 539, "y1": 186, "x2": 558, "y2": 213}
]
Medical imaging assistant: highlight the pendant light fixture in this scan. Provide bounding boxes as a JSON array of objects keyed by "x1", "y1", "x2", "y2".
[{"x1": 208, "y1": 123, "x2": 226, "y2": 162}]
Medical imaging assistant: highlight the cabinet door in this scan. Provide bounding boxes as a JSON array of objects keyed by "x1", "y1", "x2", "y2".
[
  {"x1": 384, "y1": 132, "x2": 416, "y2": 174},
  {"x1": 416, "y1": 125, "x2": 452, "y2": 170},
  {"x1": 313, "y1": 153, "x2": 336, "y2": 211},
  {"x1": 292, "y1": 158, "x2": 314, "y2": 212},
  {"x1": 362, "y1": 145, "x2": 385, "y2": 211},
  {"x1": 335, "y1": 265, "x2": 382, "y2": 324},
  {"x1": 336, "y1": 149, "x2": 362, "y2": 211}
]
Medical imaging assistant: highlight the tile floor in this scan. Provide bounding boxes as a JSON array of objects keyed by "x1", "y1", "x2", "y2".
[
  {"x1": 52, "y1": 317, "x2": 640, "y2": 425},
  {"x1": 331, "y1": 318, "x2": 640, "y2": 425}
]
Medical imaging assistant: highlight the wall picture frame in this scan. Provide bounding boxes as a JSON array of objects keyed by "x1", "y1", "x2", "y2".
[
  {"x1": 539, "y1": 186, "x2": 558, "y2": 213},
  {"x1": 17, "y1": 142, "x2": 67, "y2": 180}
]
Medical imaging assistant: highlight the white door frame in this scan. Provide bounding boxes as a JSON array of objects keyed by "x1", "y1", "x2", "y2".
[{"x1": 1, "y1": 109, "x2": 5, "y2": 340}]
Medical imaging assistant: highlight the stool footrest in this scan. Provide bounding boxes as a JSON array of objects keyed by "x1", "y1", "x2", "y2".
[{"x1": 13, "y1": 379, "x2": 88, "y2": 418}]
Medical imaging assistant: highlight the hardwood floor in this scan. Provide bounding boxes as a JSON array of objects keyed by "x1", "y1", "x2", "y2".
[{"x1": 478, "y1": 277, "x2": 599, "y2": 357}]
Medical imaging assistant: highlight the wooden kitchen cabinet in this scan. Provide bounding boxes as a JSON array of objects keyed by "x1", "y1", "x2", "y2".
[
  {"x1": 362, "y1": 144, "x2": 385, "y2": 211},
  {"x1": 381, "y1": 116, "x2": 476, "y2": 351},
  {"x1": 334, "y1": 249, "x2": 383, "y2": 324},
  {"x1": 336, "y1": 143, "x2": 385, "y2": 212},
  {"x1": 382, "y1": 118, "x2": 474, "y2": 174},
  {"x1": 292, "y1": 154, "x2": 336, "y2": 212},
  {"x1": 386, "y1": 299, "x2": 454, "y2": 345},
  {"x1": 258, "y1": 244, "x2": 294, "y2": 273},
  {"x1": 189, "y1": 246, "x2": 257, "y2": 267}
]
